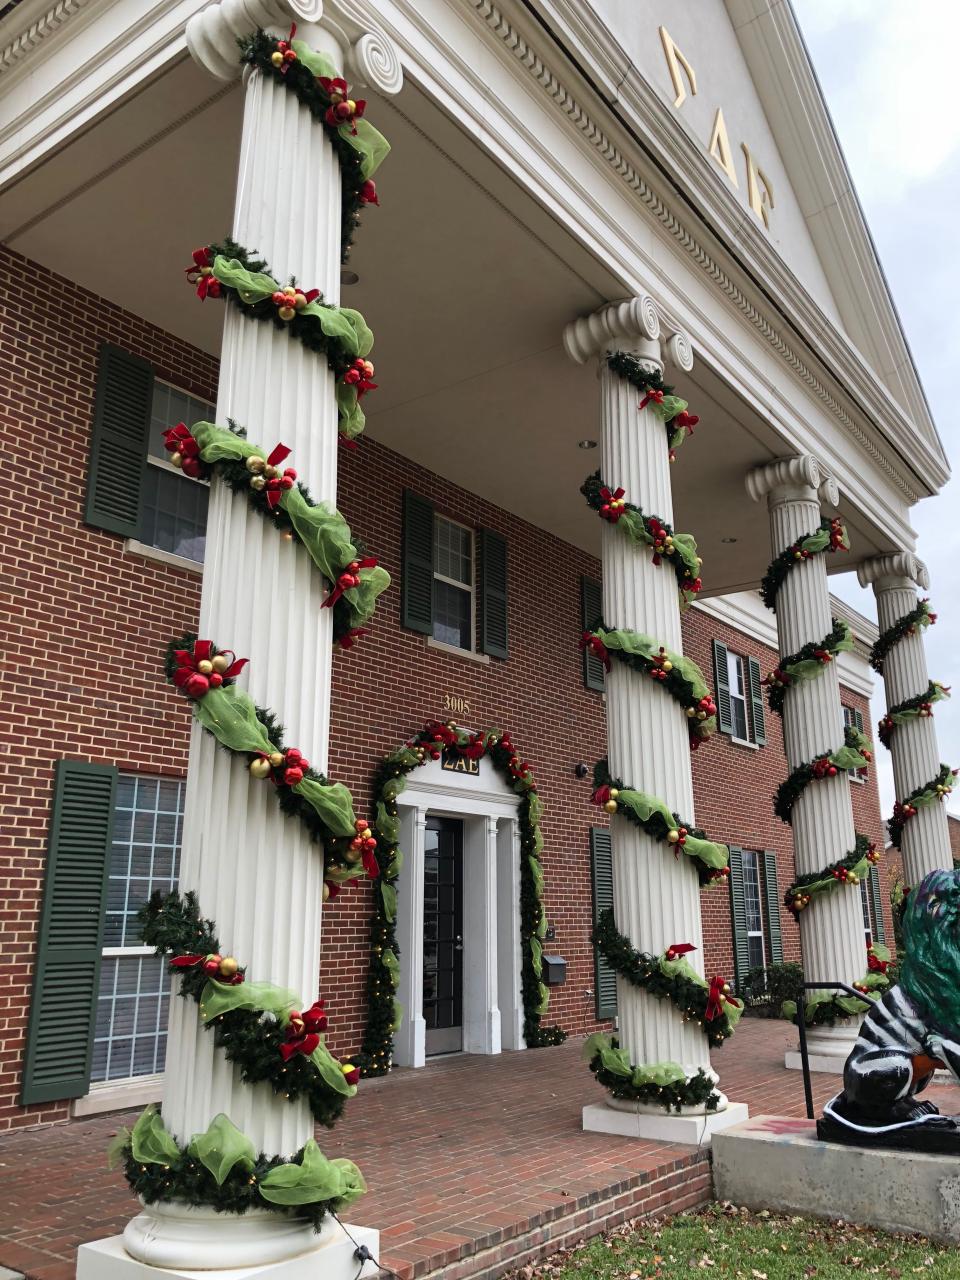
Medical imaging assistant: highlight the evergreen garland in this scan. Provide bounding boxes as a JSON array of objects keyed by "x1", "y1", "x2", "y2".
[
  {"x1": 870, "y1": 598, "x2": 937, "y2": 674},
  {"x1": 773, "y1": 725, "x2": 873, "y2": 825},
  {"x1": 588, "y1": 1049, "x2": 720, "y2": 1111},
  {"x1": 764, "y1": 617, "x2": 853, "y2": 717},
  {"x1": 783, "y1": 833, "x2": 878, "y2": 916},
  {"x1": 888, "y1": 763, "x2": 958, "y2": 849},
  {"x1": 759, "y1": 517, "x2": 849, "y2": 612},
  {"x1": 606, "y1": 351, "x2": 700, "y2": 457},
  {"x1": 581, "y1": 471, "x2": 702, "y2": 608},
  {"x1": 879, "y1": 681, "x2": 950, "y2": 748},
  {"x1": 139, "y1": 892, "x2": 355, "y2": 1128},
  {"x1": 592, "y1": 909, "x2": 739, "y2": 1046}
]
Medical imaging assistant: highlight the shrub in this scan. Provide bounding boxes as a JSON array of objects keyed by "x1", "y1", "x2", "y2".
[{"x1": 739, "y1": 962, "x2": 804, "y2": 1018}]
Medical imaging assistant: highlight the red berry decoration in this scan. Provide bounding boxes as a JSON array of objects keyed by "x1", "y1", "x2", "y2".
[
  {"x1": 184, "y1": 247, "x2": 221, "y2": 299},
  {"x1": 318, "y1": 77, "x2": 366, "y2": 134}
]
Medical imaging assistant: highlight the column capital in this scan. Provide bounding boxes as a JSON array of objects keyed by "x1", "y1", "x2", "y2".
[
  {"x1": 563, "y1": 297, "x2": 695, "y2": 373},
  {"x1": 857, "y1": 551, "x2": 930, "y2": 593},
  {"x1": 745, "y1": 454, "x2": 838, "y2": 509},
  {"x1": 186, "y1": 0, "x2": 403, "y2": 93}
]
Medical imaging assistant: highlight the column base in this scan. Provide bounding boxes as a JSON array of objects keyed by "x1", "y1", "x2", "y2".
[
  {"x1": 784, "y1": 1022, "x2": 857, "y2": 1074},
  {"x1": 583, "y1": 1099, "x2": 749, "y2": 1146}
]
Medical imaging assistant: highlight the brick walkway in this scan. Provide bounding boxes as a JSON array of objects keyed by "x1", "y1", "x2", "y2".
[{"x1": 2, "y1": 1020, "x2": 958, "y2": 1280}]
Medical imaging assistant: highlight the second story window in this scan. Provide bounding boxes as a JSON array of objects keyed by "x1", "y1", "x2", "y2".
[
  {"x1": 433, "y1": 516, "x2": 474, "y2": 651},
  {"x1": 842, "y1": 704, "x2": 867, "y2": 782},
  {"x1": 712, "y1": 640, "x2": 766, "y2": 747},
  {"x1": 141, "y1": 383, "x2": 215, "y2": 565}
]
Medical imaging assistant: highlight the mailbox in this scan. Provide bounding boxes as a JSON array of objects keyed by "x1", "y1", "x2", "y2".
[{"x1": 542, "y1": 954, "x2": 566, "y2": 987}]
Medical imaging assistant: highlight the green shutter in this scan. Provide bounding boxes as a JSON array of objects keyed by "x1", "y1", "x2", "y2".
[
  {"x1": 22, "y1": 761, "x2": 117, "y2": 1105},
  {"x1": 590, "y1": 827, "x2": 618, "y2": 1019},
  {"x1": 712, "y1": 640, "x2": 733, "y2": 733},
  {"x1": 401, "y1": 490, "x2": 434, "y2": 635},
  {"x1": 747, "y1": 656, "x2": 767, "y2": 746},
  {"x1": 478, "y1": 528, "x2": 509, "y2": 659},
  {"x1": 868, "y1": 867, "x2": 886, "y2": 944},
  {"x1": 84, "y1": 344, "x2": 154, "y2": 537},
  {"x1": 762, "y1": 850, "x2": 784, "y2": 964},
  {"x1": 581, "y1": 577, "x2": 605, "y2": 692},
  {"x1": 728, "y1": 846, "x2": 752, "y2": 993}
]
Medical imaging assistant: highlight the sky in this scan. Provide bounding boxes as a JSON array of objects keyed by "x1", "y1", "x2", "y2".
[{"x1": 791, "y1": 0, "x2": 960, "y2": 819}]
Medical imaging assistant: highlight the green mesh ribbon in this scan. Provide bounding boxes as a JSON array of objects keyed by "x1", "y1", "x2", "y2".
[
  {"x1": 879, "y1": 682, "x2": 950, "y2": 747},
  {"x1": 307, "y1": 1040, "x2": 358, "y2": 1098},
  {"x1": 616, "y1": 789, "x2": 728, "y2": 870},
  {"x1": 200, "y1": 979, "x2": 299, "y2": 1023},
  {"x1": 187, "y1": 1114, "x2": 256, "y2": 1186},
  {"x1": 288, "y1": 40, "x2": 391, "y2": 180},
  {"x1": 292, "y1": 776, "x2": 357, "y2": 838},
  {"x1": 260, "y1": 1139, "x2": 366, "y2": 1207},
  {"x1": 130, "y1": 1105, "x2": 181, "y2": 1165},
  {"x1": 782, "y1": 973, "x2": 886, "y2": 1026},
  {"x1": 592, "y1": 625, "x2": 717, "y2": 741},
  {"x1": 783, "y1": 833, "x2": 877, "y2": 915},
  {"x1": 192, "y1": 685, "x2": 276, "y2": 755},
  {"x1": 582, "y1": 1033, "x2": 719, "y2": 1110},
  {"x1": 381, "y1": 948, "x2": 400, "y2": 990},
  {"x1": 379, "y1": 882, "x2": 397, "y2": 924}
]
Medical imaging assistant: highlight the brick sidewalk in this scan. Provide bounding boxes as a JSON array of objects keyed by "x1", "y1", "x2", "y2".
[{"x1": 2, "y1": 1019, "x2": 957, "y2": 1280}]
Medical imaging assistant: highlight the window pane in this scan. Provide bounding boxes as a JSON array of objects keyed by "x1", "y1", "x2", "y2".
[
  {"x1": 149, "y1": 385, "x2": 215, "y2": 460},
  {"x1": 747, "y1": 933, "x2": 765, "y2": 970},
  {"x1": 742, "y1": 851, "x2": 763, "y2": 933},
  {"x1": 433, "y1": 580, "x2": 471, "y2": 650},
  {"x1": 106, "y1": 775, "x2": 185, "y2": 950},
  {"x1": 434, "y1": 517, "x2": 472, "y2": 586},
  {"x1": 141, "y1": 465, "x2": 209, "y2": 562},
  {"x1": 860, "y1": 879, "x2": 872, "y2": 936},
  {"x1": 92, "y1": 955, "x2": 170, "y2": 1082}
]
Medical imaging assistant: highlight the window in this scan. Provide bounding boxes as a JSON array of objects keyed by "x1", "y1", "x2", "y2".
[
  {"x1": 860, "y1": 869, "x2": 887, "y2": 946},
  {"x1": 90, "y1": 775, "x2": 184, "y2": 1083},
  {"x1": 842, "y1": 704, "x2": 867, "y2": 782},
  {"x1": 433, "y1": 516, "x2": 474, "y2": 651},
  {"x1": 141, "y1": 382, "x2": 215, "y2": 563},
  {"x1": 728, "y1": 846, "x2": 783, "y2": 992},
  {"x1": 713, "y1": 641, "x2": 766, "y2": 746},
  {"x1": 741, "y1": 850, "x2": 766, "y2": 970}
]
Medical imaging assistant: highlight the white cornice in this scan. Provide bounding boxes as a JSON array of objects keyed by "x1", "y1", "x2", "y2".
[{"x1": 0, "y1": 0, "x2": 90, "y2": 76}]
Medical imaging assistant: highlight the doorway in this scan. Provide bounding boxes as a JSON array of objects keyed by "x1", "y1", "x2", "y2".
[{"x1": 423, "y1": 816, "x2": 464, "y2": 1056}]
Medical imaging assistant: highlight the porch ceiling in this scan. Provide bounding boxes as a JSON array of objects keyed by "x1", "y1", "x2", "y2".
[{"x1": 4, "y1": 54, "x2": 890, "y2": 592}]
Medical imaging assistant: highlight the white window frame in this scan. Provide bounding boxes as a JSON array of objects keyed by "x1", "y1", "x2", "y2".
[
  {"x1": 842, "y1": 704, "x2": 867, "y2": 783},
  {"x1": 741, "y1": 849, "x2": 767, "y2": 969},
  {"x1": 432, "y1": 513, "x2": 476, "y2": 654},
  {"x1": 141, "y1": 380, "x2": 216, "y2": 565},
  {"x1": 726, "y1": 649, "x2": 756, "y2": 747}
]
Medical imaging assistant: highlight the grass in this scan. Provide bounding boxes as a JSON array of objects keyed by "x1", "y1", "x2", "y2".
[{"x1": 507, "y1": 1205, "x2": 960, "y2": 1279}]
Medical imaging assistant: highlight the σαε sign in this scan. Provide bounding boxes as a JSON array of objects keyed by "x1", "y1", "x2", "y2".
[{"x1": 441, "y1": 746, "x2": 480, "y2": 775}]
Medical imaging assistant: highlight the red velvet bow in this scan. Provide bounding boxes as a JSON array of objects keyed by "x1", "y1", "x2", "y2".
[
  {"x1": 461, "y1": 735, "x2": 487, "y2": 761},
  {"x1": 170, "y1": 954, "x2": 206, "y2": 969},
  {"x1": 638, "y1": 388, "x2": 665, "y2": 410},
  {"x1": 359, "y1": 179, "x2": 379, "y2": 206},
  {"x1": 337, "y1": 627, "x2": 371, "y2": 650},
  {"x1": 319, "y1": 77, "x2": 367, "y2": 133},
  {"x1": 591, "y1": 784, "x2": 611, "y2": 806},
  {"x1": 274, "y1": 23, "x2": 297, "y2": 72},
  {"x1": 867, "y1": 950, "x2": 889, "y2": 974},
  {"x1": 424, "y1": 720, "x2": 458, "y2": 746},
  {"x1": 342, "y1": 358, "x2": 377, "y2": 398},
  {"x1": 261, "y1": 443, "x2": 296, "y2": 509},
  {"x1": 170, "y1": 953, "x2": 244, "y2": 985},
  {"x1": 579, "y1": 631, "x2": 611, "y2": 672},
  {"x1": 322, "y1": 556, "x2": 379, "y2": 609},
  {"x1": 664, "y1": 942, "x2": 696, "y2": 961},
  {"x1": 162, "y1": 422, "x2": 206, "y2": 479},
  {"x1": 598, "y1": 486, "x2": 626, "y2": 522},
  {"x1": 185, "y1": 248, "x2": 221, "y2": 299},
  {"x1": 280, "y1": 999, "x2": 328, "y2": 1062},
  {"x1": 671, "y1": 410, "x2": 699, "y2": 435},
  {"x1": 339, "y1": 435, "x2": 359, "y2": 451},
  {"x1": 705, "y1": 976, "x2": 740, "y2": 1021},
  {"x1": 172, "y1": 641, "x2": 248, "y2": 700}
]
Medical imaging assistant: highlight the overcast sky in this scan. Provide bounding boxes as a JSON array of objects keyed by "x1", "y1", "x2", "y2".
[{"x1": 792, "y1": 0, "x2": 959, "y2": 821}]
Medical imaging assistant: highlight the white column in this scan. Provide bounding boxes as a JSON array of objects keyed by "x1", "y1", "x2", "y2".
[
  {"x1": 858, "y1": 553, "x2": 952, "y2": 883},
  {"x1": 395, "y1": 807, "x2": 427, "y2": 1068},
  {"x1": 462, "y1": 817, "x2": 501, "y2": 1054},
  {"x1": 566, "y1": 300, "x2": 747, "y2": 1143},
  {"x1": 747, "y1": 457, "x2": 864, "y2": 1070},
  {"x1": 497, "y1": 818, "x2": 524, "y2": 1051}
]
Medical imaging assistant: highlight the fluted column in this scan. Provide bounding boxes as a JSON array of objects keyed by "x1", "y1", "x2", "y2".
[
  {"x1": 858, "y1": 553, "x2": 952, "y2": 882},
  {"x1": 747, "y1": 457, "x2": 865, "y2": 1063}
]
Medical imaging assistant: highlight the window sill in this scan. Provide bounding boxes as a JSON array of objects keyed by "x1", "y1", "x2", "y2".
[
  {"x1": 124, "y1": 539, "x2": 204, "y2": 574},
  {"x1": 427, "y1": 637, "x2": 491, "y2": 665},
  {"x1": 849, "y1": 774, "x2": 867, "y2": 785},
  {"x1": 72, "y1": 1073, "x2": 163, "y2": 1117},
  {"x1": 729, "y1": 736, "x2": 760, "y2": 751}
]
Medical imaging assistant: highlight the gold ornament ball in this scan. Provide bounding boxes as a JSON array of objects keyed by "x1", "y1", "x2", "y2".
[
  {"x1": 269, "y1": 751, "x2": 285, "y2": 767},
  {"x1": 604, "y1": 799, "x2": 618, "y2": 814},
  {"x1": 250, "y1": 475, "x2": 267, "y2": 491},
  {"x1": 245, "y1": 456, "x2": 265, "y2": 474},
  {"x1": 170, "y1": 451, "x2": 183, "y2": 468},
  {"x1": 662, "y1": 660, "x2": 673, "y2": 672},
  {"x1": 197, "y1": 659, "x2": 214, "y2": 675},
  {"x1": 344, "y1": 847, "x2": 363, "y2": 864},
  {"x1": 219, "y1": 956, "x2": 239, "y2": 978},
  {"x1": 211, "y1": 654, "x2": 230, "y2": 674},
  {"x1": 264, "y1": 465, "x2": 279, "y2": 480},
  {"x1": 667, "y1": 828, "x2": 680, "y2": 844},
  {"x1": 270, "y1": 50, "x2": 284, "y2": 66},
  {"x1": 609, "y1": 788, "x2": 619, "y2": 799},
  {"x1": 722, "y1": 982, "x2": 730, "y2": 993},
  {"x1": 322, "y1": 883, "x2": 331, "y2": 902},
  {"x1": 249, "y1": 757, "x2": 272, "y2": 779},
  {"x1": 686, "y1": 707, "x2": 696, "y2": 718}
]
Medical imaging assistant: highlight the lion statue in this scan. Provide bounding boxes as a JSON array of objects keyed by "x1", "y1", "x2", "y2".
[{"x1": 820, "y1": 868, "x2": 960, "y2": 1151}]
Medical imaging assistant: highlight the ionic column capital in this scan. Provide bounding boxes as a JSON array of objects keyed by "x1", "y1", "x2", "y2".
[
  {"x1": 745, "y1": 454, "x2": 838, "y2": 509},
  {"x1": 186, "y1": 0, "x2": 403, "y2": 93},
  {"x1": 857, "y1": 551, "x2": 930, "y2": 594},
  {"x1": 563, "y1": 297, "x2": 695, "y2": 373}
]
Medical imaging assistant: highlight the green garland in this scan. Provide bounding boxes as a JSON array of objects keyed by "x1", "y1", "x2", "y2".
[
  {"x1": 781, "y1": 966, "x2": 889, "y2": 1027},
  {"x1": 583, "y1": 1034, "x2": 719, "y2": 1111},
  {"x1": 773, "y1": 725, "x2": 873, "y2": 825},
  {"x1": 139, "y1": 892, "x2": 359, "y2": 1127},
  {"x1": 238, "y1": 31, "x2": 390, "y2": 264},
  {"x1": 759, "y1": 517, "x2": 849, "y2": 612},
  {"x1": 581, "y1": 472, "x2": 702, "y2": 609},
  {"x1": 888, "y1": 763, "x2": 958, "y2": 849},
  {"x1": 606, "y1": 352, "x2": 700, "y2": 458},
  {"x1": 163, "y1": 421, "x2": 387, "y2": 644},
  {"x1": 764, "y1": 618, "x2": 854, "y2": 717},
  {"x1": 783, "y1": 834, "x2": 879, "y2": 917},
  {"x1": 591, "y1": 760, "x2": 730, "y2": 885},
  {"x1": 164, "y1": 635, "x2": 374, "y2": 891},
  {"x1": 879, "y1": 681, "x2": 951, "y2": 748},
  {"x1": 591, "y1": 910, "x2": 741, "y2": 1046},
  {"x1": 185, "y1": 238, "x2": 374, "y2": 441},
  {"x1": 870, "y1": 599, "x2": 937, "y2": 675},
  {"x1": 357, "y1": 722, "x2": 565, "y2": 1076},
  {"x1": 581, "y1": 625, "x2": 717, "y2": 747},
  {"x1": 112, "y1": 1106, "x2": 363, "y2": 1230}
]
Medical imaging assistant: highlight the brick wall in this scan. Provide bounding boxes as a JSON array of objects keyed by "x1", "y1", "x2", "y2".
[{"x1": 0, "y1": 245, "x2": 890, "y2": 1128}]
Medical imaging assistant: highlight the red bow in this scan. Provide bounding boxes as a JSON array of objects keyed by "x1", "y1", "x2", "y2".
[
  {"x1": 359, "y1": 179, "x2": 379, "y2": 206},
  {"x1": 185, "y1": 247, "x2": 221, "y2": 299},
  {"x1": 259, "y1": 443, "x2": 296, "y2": 509},
  {"x1": 579, "y1": 631, "x2": 611, "y2": 672},
  {"x1": 638, "y1": 388, "x2": 665, "y2": 410},
  {"x1": 280, "y1": 1000, "x2": 329, "y2": 1061},
  {"x1": 664, "y1": 942, "x2": 696, "y2": 961},
  {"x1": 424, "y1": 720, "x2": 458, "y2": 746},
  {"x1": 461, "y1": 735, "x2": 486, "y2": 761},
  {"x1": 319, "y1": 77, "x2": 367, "y2": 133},
  {"x1": 670, "y1": 410, "x2": 699, "y2": 435},
  {"x1": 172, "y1": 641, "x2": 248, "y2": 700},
  {"x1": 591, "y1": 784, "x2": 611, "y2": 806},
  {"x1": 706, "y1": 976, "x2": 739, "y2": 1021},
  {"x1": 170, "y1": 953, "x2": 244, "y2": 985},
  {"x1": 337, "y1": 627, "x2": 371, "y2": 650},
  {"x1": 339, "y1": 435, "x2": 359, "y2": 451},
  {"x1": 598, "y1": 486, "x2": 626, "y2": 522},
  {"x1": 351, "y1": 819, "x2": 380, "y2": 878},
  {"x1": 867, "y1": 950, "x2": 889, "y2": 974},
  {"x1": 162, "y1": 422, "x2": 206, "y2": 479},
  {"x1": 342, "y1": 358, "x2": 377, "y2": 398},
  {"x1": 322, "y1": 556, "x2": 379, "y2": 609}
]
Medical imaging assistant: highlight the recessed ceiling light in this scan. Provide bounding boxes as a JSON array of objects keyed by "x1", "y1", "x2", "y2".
[
  {"x1": 578, "y1": 439, "x2": 598, "y2": 450},
  {"x1": 721, "y1": 536, "x2": 738, "y2": 544},
  {"x1": 340, "y1": 269, "x2": 360, "y2": 286}
]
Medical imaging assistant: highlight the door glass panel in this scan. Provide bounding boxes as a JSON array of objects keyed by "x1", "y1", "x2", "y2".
[{"x1": 423, "y1": 816, "x2": 464, "y2": 1055}]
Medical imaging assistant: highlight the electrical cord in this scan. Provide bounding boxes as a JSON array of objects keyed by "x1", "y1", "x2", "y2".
[{"x1": 333, "y1": 1212, "x2": 403, "y2": 1280}]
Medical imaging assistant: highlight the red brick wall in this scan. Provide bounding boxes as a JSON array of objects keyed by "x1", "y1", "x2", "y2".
[{"x1": 0, "y1": 245, "x2": 890, "y2": 1129}]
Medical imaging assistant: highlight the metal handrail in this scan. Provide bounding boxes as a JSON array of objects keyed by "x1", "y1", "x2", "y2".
[{"x1": 796, "y1": 980, "x2": 871, "y2": 1119}]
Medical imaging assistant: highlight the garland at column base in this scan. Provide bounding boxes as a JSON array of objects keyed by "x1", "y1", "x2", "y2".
[
  {"x1": 591, "y1": 909, "x2": 741, "y2": 1045},
  {"x1": 163, "y1": 421, "x2": 388, "y2": 642},
  {"x1": 164, "y1": 637, "x2": 378, "y2": 893},
  {"x1": 879, "y1": 682, "x2": 950, "y2": 748},
  {"x1": 781, "y1": 948, "x2": 891, "y2": 1027},
  {"x1": 605, "y1": 352, "x2": 700, "y2": 459},
  {"x1": 583, "y1": 1035, "x2": 720, "y2": 1112},
  {"x1": 763, "y1": 618, "x2": 854, "y2": 717},
  {"x1": 871, "y1": 598, "x2": 937, "y2": 674},
  {"x1": 238, "y1": 31, "x2": 390, "y2": 264},
  {"x1": 580, "y1": 625, "x2": 717, "y2": 747},
  {"x1": 357, "y1": 721, "x2": 565, "y2": 1076},
  {"x1": 783, "y1": 834, "x2": 878, "y2": 916},
  {"x1": 888, "y1": 763, "x2": 958, "y2": 849},
  {"x1": 773, "y1": 725, "x2": 873, "y2": 825},
  {"x1": 111, "y1": 1106, "x2": 363, "y2": 1229},
  {"x1": 591, "y1": 760, "x2": 730, "y2": 885},
  {"x1": 759, "y1": 517, "x2": 849, "y2": 612},
  {"x1": 185, "y1": 239, "x2": 375, "y2": 441},
  {"x1": 581, "y1": 472, "x2": 702, "y2": 609},
  {"x1": 139, "y1": 892, "x2": 360, "y2": 1126}
]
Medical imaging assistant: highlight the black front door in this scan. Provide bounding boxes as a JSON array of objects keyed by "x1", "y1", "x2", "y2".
[{"x1": 423, "y1": 816, "x2": 463, "y2": 1056}]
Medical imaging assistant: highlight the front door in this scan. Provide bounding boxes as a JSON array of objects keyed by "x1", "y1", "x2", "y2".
[{"x1": 423, "y1": 816, "x2": 463, "y2": 1056}]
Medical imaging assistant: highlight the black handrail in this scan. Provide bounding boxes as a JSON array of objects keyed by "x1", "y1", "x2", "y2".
[{"x1": 796, "y1": 980, "x2": 870, "y2": 1119}]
